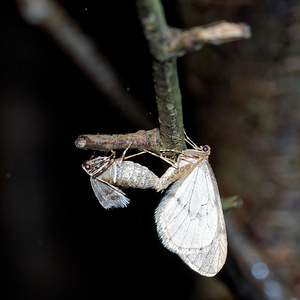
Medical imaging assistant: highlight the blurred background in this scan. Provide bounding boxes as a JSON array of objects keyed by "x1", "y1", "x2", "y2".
[{"x1": 1, "y1": 0, "x2": 300, "y2": 299}]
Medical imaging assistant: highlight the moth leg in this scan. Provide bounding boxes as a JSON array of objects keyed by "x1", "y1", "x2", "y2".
[
  {"x1": 159, "y1": 149, "x2": 186, "y2": 168},
  {"x1": 142, "y1": 148, "x2": 177, "y2": 168},
  {"x1": 160, "y1": 149, "x2": 182, "y2": 154},
  {"x1": 113, "y1": 144, "x2": 135, "y2": 183},
  {"x1": 111, "y1": 144, "x2": 132, "y2": 183},
  {"x1": 109, "y1": 150, "x2": 117, "y2": 160},
  {"x1": 89, "y1": 150, "x2": 97, "y2": 160},
  {"x1": 122, "y1": 151, "x2": 146, "y2": 161},
  {"x1": 119, "y1": 142, "x2": 133, "y2": 163},
  {"x1": 121, "y1": 142, "x2": 147, "y2": 161}
]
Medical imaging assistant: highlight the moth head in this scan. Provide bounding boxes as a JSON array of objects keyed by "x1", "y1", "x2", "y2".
[
  {"x1": 201, "y1": 145, "x2": 211, "y2": 154},
  {"x1": 82, "y1": 156, "x2": 112, "y2": 177}
]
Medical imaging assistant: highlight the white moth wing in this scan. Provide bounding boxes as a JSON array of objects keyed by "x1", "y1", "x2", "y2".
[
  {"x1": 156, "y1": 158, "x2": 227, "y2": 276},
  {"x1": 178, "y1": 213, "x2": 227, "y2": 277},
  {"x1": 179, "y1": 163, "x2": 227, "y2": 276},
  {"x1": 155, "y1": 158, "x2": 226, "y2": 259},
  {"x1": 90, "y1": 177, "x2": 130, "y2": 209}
]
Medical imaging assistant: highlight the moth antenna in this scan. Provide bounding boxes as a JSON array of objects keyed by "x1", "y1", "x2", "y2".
[{"x1": 184, "y1": 131, "x2": 198, "y2": 149}]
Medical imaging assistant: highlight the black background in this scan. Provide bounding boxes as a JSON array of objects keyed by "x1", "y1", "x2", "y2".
[{"x1": 1, "y1": 1, "x2": 197, "y2": 299}]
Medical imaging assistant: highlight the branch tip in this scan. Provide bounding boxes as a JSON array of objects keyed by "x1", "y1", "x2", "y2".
[{"x1": 75, "y1": 137, "x2": 87, "y2": 149}]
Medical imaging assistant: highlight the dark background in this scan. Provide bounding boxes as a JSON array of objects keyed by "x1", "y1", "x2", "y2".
[
  {"x1": 1, "y1": 1, "x2": 192, "y2": 299},
  {"x1": 1, "y1": 0, "x2": 300, "y2": 299}
]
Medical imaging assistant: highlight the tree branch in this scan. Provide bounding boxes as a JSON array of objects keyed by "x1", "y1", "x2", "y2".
[
  {"x1": 152, "y1": 60, "x2": 185, "y2": 151},
  {"x1": 136, "y1": 0, "x2": 186, "y2": 152},
  {"x1": 75, "y1": 128, "x2": 162, "y2": 154},
  {"x1": 73, "y1": 0, "x2": 251, "y2": 155},
  {"x1": 136, "y1": 0, "x2": 170, "y2": 62},
  {"x1": 168, "y1": 21, "x2": 251, "y2": 57}
]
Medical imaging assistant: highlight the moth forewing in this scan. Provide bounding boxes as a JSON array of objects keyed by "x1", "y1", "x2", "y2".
[
  {"x1": 155, "y1": 158, "x2": 219, "y2": 252},
  {"x1": 155, "y1": 144, "x2": 227, "y2": 276},
  {"x1": 178, "y1": 219, "x2": 227, "y2": 277},
  {"x1": 178, "y1": 163, "x2": 227, "y2": 276}
]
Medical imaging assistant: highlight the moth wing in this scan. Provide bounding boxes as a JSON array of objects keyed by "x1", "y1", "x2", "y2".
[
  {"x1": 178, "y1": 211, "x2": 227, "y2": 276},
  {"x1": 155, "y1": 159, "x2": 225, "y2": 254},
  {"x1": 90, "y1": 177, "x2": 130, "y2": 209}
]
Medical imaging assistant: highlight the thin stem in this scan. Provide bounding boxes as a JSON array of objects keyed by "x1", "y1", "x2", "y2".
[
  {"x1": 75, "y1": 128, "x2": 163, "y2": 154},
  {"x1": 153, "y1": 60, "x2": 185, "y2": 151},
  {"x1": 168, "y1": 21, "x2": 251, "y2": 57},
  {"x1": 74, "y1": 2, "x2": 251, "y2": 154},
  {"x1": 136, "y1": 0, "x2": 170, "y2": 61},
  {"x1": 137, "y1": 0, "x2": 186, "y2": 152}
]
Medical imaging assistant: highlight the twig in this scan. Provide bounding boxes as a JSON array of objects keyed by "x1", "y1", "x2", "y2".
[
  {"x1": 15, "y1": 0, "x2": 153, "y2": 128},
  {"x1": 75, "y1": 0, "x2": 251, "y2": 154},
  {"x1": 168, "y1": 21, "x2": 251, "y2": 57},
  {"x1": 16, "y1": 0, "x2": 251, "y2": 153},
  {"x1": 152, "y1": 59, "x2": 186, "y2": 151},
  {"x1": 17, "y1": 0, "x2": 249, "y2": 154},
  {"x1": 74, "y1": 0, "x2": 250, "y2": 154},
  {"x1": 137, "y1": 0, "x2": 186, "y2": 152},
  {"x1": 135, "y1": 1, "x2": 251, "y2": 153},
  {"x1": 75, "y1": 128, "x2": 163, "y2": 154},
  {"x1": 136, "y1": 0, "x2": 170, "y2": 62}
]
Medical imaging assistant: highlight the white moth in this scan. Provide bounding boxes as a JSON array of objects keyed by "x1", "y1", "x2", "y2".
[
  {"x1": 82, "y1": 153, "x2": 159, "y2": 209},
  {"x1": 155, "y1": 141, "x2": 227, "y2": 277}
]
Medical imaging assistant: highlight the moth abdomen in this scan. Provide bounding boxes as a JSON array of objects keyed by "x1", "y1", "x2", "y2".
[{"x1": 96, "y1": 160, "x2": 158, "y2": 189}]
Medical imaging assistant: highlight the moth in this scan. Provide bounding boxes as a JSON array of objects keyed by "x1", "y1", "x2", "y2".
[
  {"x1": 154, "y1": 137, "x2": 227, "y2": 277},
  {"x1": 82, "y1": 151, "x2": 159, "y2": 209}
]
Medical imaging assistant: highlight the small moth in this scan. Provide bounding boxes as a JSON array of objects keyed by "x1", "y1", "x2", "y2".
[
  {"x1": 82, "y1": 152, "x2": 159, "y2": 209},
  {"x1": 154, "y1": 138, "x2": 227, "y2": 277}
]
